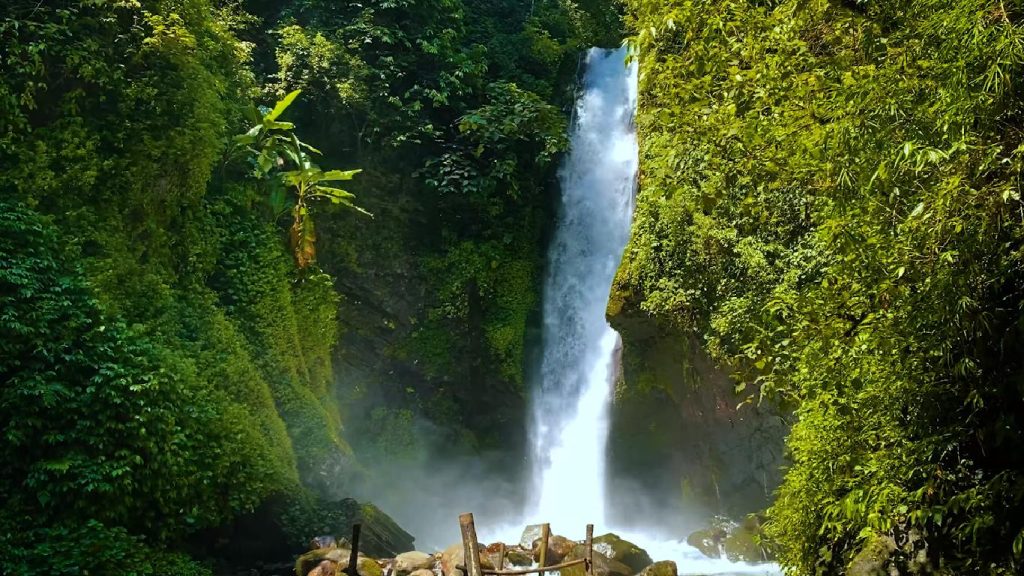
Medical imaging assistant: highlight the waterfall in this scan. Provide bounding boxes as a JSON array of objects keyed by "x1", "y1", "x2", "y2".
[
  {"x1": 516, "y1": 47, "x2": 781, "y2": 576},
  {"x1": 525, "y1": 46, "x2": 637, "y2": 528}
]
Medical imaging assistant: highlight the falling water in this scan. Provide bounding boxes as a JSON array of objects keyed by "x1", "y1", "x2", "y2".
[
  {"x1": 525, "y1": 46, "x2": 637, "y2": 526},
  {"x1": 515, "y1": 47, "x2": 781, "y2": 576}
]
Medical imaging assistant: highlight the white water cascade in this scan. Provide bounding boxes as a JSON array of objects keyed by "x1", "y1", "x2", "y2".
[
  {"x1": 511, "y1": 47, "x2": 781, "y2": 576},
  {"x1": 525, "y1": 47, "x2": 637, "y2": 527}
]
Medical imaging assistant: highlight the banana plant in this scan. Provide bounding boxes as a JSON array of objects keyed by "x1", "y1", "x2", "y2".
[{"x1": 235, "y1": 90, "x2": 370, "y2": 268}]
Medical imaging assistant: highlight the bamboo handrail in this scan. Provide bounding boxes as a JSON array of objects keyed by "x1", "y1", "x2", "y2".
[{"x1": 457, "y1": 558, "x2": 587, "y2": 576}]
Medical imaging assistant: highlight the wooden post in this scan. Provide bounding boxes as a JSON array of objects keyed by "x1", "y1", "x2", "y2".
[
  {"x1": 497, "y1": 543, "x2": 506, "y2": 572},
  {"x1": 345, "y1": 524, "x2": 362, "y2": 576},
  {"x1": 538, "y1": 524, "x2": 550, "y2": 576},
  {"x1": 459, "y1": 513, "x2": 484, "y2": 576},
  {"x1": 584, "y1": 525, "x2": 594, "y2": 576}
]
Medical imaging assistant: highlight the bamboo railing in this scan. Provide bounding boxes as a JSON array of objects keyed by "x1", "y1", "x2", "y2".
[{"x1": 457, "y1": 513, "x2": 594, "y2": 576}]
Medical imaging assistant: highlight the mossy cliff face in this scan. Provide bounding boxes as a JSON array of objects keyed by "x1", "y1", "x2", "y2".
[{"x1": 606, "y1": 278, "x2": 786, "y2": 520}]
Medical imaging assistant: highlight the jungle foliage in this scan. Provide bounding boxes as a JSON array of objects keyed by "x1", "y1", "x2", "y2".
[
  {"x1": 618, "y1": 0, "x2": 1024, "y2": 573},
  {"x1": 1, "y1": 0, "x2": 617, "y2": 571}
]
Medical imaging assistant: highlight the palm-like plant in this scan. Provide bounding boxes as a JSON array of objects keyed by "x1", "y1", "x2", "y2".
[{"x1": 235, "y1": 90, "x2": 370, "y2": 268}]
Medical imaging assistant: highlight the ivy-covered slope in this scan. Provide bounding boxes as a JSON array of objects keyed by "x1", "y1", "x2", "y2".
[{"x1": 617, "y1": 0, "x2": 1024, "y2": 573}]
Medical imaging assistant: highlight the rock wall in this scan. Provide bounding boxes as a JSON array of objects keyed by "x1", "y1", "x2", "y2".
[{"x1": 606, "y1": 294, "x2": 787, "y2": 525}]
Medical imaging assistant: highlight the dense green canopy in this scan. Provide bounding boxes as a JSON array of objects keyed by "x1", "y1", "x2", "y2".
[{"x1": 619, "y1": 0, "x2": 1024, "y2": 573}]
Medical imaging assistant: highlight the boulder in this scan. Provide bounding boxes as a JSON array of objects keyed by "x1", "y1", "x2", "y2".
[
  {"x1": 846, "y1": 535, "x2": 897, "y2": 576},
  {"x1": 409, "y1": 570, "x2": 435, "y2": 576},
  {"x1": 685, "y1": 528, "x2": 725, "y2": 559},
  {"x1": 532, "y1": 535, "x2": 575, "y2": 565},
  {"x1": 394, "y1": 551, "x2": 434, "y2": 575},
  {"x1": 561, "y1": 545, "x2": 633, "y2": 576},
  {"x1": 520, "y1": 525, "x2": 544, "y2": 549},
  {"x1": 307, "y1": 560, "x2": 337, "y2": 576},
  {"x1": 440, "y1": 543, "x2": 494, "y2": 576},
  {"x1": 352, "y1": 501, "x2": 416, "y2": 557},
  {"x1": 505, "y1": 548, "x2": 532, "y2": 567},
  {"x1": 722, "y1": 529, "x2": 763, "y2": 563},
  {"x1": 638, "y1": 561, "x2": 677, "y2": 576},
  {"x1": 592, "y1": 534, "x2": 652, "y2": 573},
  {"x1": 296, "y1": 548, "x2": 351, "y2": 576}
]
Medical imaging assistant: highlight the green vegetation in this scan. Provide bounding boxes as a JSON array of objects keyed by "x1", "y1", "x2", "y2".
[
  {"x1": 619, "y1": 0, "x2": 1024, "y2": 573},
  {"x1": 1, "y1": 0, "x2": 617, "y2": 570}
]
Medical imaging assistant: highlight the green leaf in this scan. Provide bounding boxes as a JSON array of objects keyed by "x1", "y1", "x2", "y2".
[
  {"x1": 266, "y1": 89, "x2": 301, "y2": 122},
  {"x1": 321, "y1": 169, "x2": 361, "y2": 181}
]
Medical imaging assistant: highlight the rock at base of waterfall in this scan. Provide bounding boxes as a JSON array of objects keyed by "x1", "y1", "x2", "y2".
[
  {"x1": 296, "y1": 550, "x2": 383, "y2": 576},
  {"x1": 520, "y1": 525, "x2": 544, "y2": 549},
  {"x1": 686, "y1": 514, "x2": 771, "y2": 563},
  {"x1": 505, "y1": 548, "x2": 533, "y2": 567},
  {"x1": 638, "y1": 561, "x2": 677, "y2": 576},
  {"x1": 561, "y1": 545, "x2": 634, "y2": 576},
  {"x1": 592, "y1": 533, "x2": 653, "y2": 573},
  {"x1": 532, "y1": 534, "x2": 575, "y2": 565},
  {"x1": 440, "y1": 542, "x2": 495, "y2": 576},
  {"x1": 394, "y1": 551, "x2": 435, "y2": 575},
  {"x1": 409, "y1": 569, "x2": 436, "y2": 576},
  {"x1": 685, "y1": 527, "x2": 726, "y2": 559}
]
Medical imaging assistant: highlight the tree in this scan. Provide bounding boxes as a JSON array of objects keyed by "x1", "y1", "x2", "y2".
[{"x1": 235, "y1": 90, "x2": 370, "y2": 268}]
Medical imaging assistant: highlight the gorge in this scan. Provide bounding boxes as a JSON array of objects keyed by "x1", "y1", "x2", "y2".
[{"x1": 3, "y1": 0, "x2": 1023, "y2": 575}]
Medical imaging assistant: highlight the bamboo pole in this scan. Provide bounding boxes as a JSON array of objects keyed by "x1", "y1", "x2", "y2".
[
  {"x1": 584, "y1": 525, "x2": 594, "y2": 576},
  {"x1": 497, "y1": 543, "x2": 506, "y2": 572},
  {"x1": 459, "y1": 513, "x2": 484, "y2": 576},
  {"x1": 483, "y1": 559, "x2": 586, "y2": 576},
  {"x1": 345, "y1": 524, "x2": 362, "y2": 576},
  {"x1": 538, "y1": 524, "x2": 550, "y2": 576}
]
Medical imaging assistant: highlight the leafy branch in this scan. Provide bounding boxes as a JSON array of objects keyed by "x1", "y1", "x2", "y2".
[{"x1": 235, "y1": 90, "x2": 371, "y2": 268}]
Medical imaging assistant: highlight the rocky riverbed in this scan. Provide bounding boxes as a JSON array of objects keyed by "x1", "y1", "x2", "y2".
[{"x1": 293, "y1": 523, "x2": 770, "y2": 576}]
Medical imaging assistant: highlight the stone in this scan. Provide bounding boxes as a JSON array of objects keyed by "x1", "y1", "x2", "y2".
[
  {"x1": 312, "y1": 536, "x2": 339, "y2": 550},
  {"x1": 409, "y1": 570, "x2": 435, "y2": 576},
  {"x1": 685, "y1": 528, "x2": 725, "y2": 559},
  {"x1": 296, "y1": 548, "x2": 351, "y2": 576},
  {"x1": 505, "y1": 548, "x2": 533, "y2": 567},
  {"x1": 846, "y1": 535, "x2": 897, "y2": 576},
  {"x1": 440, "y1": 542, "x2": 494, "y2": 576},
  {"x1": 721, "y1": 530, "x2": 763, "y2": 563},
  {"x1": 531, "y1": 534, "x2": 575, "y2": 565},
  {"x1": 638, "y1": 561, "x2": 677, "y2": 576},
  {"x1": 395, "y1": 551, "x2": 434, "y2": 575},
  {"x1": 308, "y1": 560, "x2": 338, "y2": 576},
  {"x1": 592, "y1": 533, "x2": 652, "y2": 573},
  {"x1": 520, "y1": 525, "x2": 544, "y2": 549},
  {"x1": 562, "y1": 545, "x2": 633, "y2": 576}
]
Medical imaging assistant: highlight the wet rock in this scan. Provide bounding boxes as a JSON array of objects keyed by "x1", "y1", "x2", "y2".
[
  {"x1": 723, "y1": 515, "x2": 768, "y2": 562},
  {"x1": 505, "y1": 548, "x2": 533, "y2": 567},
  {"x1": 592, "y1": 533, "x2": 652, "y2": 573},
  {"x1": 638, "y1": 561, "x2": 677, "y2": 576},
  {"x1": 520, "y1": 525, "x2": 544, "y2": 549},
  {"x1": 562, "y1": 545, "x2": 633, "y2": 576},
  {"x1": 847, "y1": 535, "x2": 897, "y2": 576},
  {"x1": 686, "y1": 528, "x2": 726, "y2": 559},
  {"x1": 353, "y1": 501, "x2": 417, "y2": 557},
  {"x1": 440, "y1": 543, "x2": 494, "y2": 576},
  {"x1": 312, "y1": 536, "x2": 339, "y2": 550},
  {"x1": 409, "y1": 570, "x2": 436, "y2": 576},
  {"x1": 296, "y1": 548, "x2": 351, "y2": 576},
  {"x1": 395, "y1": 551, "x2": 434, "y2": 575},
  {"x1": 532, "y1": 534, "x2": 575, "y2": 565},
  {"x1": 307, "y1": 560, "x2": 337, "y2": 576}
]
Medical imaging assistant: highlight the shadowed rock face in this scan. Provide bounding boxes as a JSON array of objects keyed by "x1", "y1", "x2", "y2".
[{"x1": 605, "y1": 297, "x2": 788, "y2": 525}]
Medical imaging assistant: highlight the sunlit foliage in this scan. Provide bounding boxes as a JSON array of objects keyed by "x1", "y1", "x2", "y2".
[{"x1": 620, "y1": 0, "x2": 1024, "y2": 573}]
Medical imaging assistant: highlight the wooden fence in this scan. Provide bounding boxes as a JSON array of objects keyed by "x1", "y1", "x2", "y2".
[{"x1": 457, "y1": 513, "x2": 594, "y2": 576}]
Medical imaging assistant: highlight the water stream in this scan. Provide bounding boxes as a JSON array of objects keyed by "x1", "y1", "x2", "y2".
[{"x1": 510, "y1": 47, "x2": 781, "y2": 576}]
